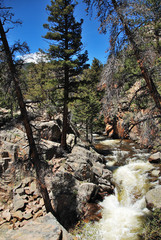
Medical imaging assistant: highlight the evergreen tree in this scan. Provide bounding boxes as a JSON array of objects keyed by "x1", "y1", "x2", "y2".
[
  {"x1": 43, "y1": 0, "x2": 88, "y2": 149},
  {"x1": 22, "y1": 61, "x2": 60, "y2": 110},
  {"x1": 72, "y1": 58, "x2": 104, "y2": 142}
]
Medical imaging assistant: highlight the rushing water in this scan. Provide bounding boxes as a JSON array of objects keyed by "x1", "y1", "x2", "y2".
[{"x1": 76, "y1": 139, "x2": 159, "y2": 240}]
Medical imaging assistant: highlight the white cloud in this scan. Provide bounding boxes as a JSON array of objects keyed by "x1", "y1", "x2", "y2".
[{"x1": 17, "y1": 52, "x2": 48, "y2": 64}]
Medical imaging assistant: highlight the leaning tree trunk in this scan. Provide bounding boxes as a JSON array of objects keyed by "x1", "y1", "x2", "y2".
[
  {"x1": 112, "y1": 0, "x2": 161, "y2": 111},
  {"x1": 0, "y1": 19, "x2": 57, "y2": 218}
]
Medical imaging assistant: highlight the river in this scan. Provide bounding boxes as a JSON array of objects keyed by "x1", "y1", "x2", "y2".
[{"x1": 76, "y1": 138, "x2": 159, "y2": 240}]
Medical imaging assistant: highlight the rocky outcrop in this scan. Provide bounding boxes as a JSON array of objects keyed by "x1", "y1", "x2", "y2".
[
  {"x1": 145, "y1": 186, "x2": 161, "y2": 210},
  {"x1": 48, "y1": 145, "x2": 114, "y2": 229},
  {"x1": 66, "y1": 145, "x2": 113, "y2": 192},
  {"x1": 0, "y1": 111, "x2": 114, "y2": 236},
  {"x1": 103, "y1": 81, "x2": 161, "y2": 149}
]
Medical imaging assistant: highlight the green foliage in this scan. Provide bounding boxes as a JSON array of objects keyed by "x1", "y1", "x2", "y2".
[
  {"x1": 0, "y1": 52, "x2": 18, "y2": 114},
  {"x1": 142, "y1": 209, "x2": 161, "y2": 240},
  {"x1": 22, "y1": 62, "x2": 59, "y2": 103},
  {"x1": 43, "y1": 0, "x2": 88, "y2": 74},
  {"x1": 71, "y1": 58, "x2": 104, "y2": 139}
]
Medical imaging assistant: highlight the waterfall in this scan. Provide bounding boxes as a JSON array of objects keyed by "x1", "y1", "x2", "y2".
[{"x1": 76, "y1": 139, "x2": 158, "y2": 240}]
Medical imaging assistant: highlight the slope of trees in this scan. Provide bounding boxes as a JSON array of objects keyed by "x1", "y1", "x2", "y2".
[
  {"x1": 43, "y1": 0, "x2": 89, "y2": 149},
  {"x1": 84, "y1": 0, "x2": 161, "y2": 111}
]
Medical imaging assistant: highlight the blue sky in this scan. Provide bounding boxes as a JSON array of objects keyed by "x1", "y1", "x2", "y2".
[{"x1": 4, "y1": 0, "x2": 109, "y2": 65}]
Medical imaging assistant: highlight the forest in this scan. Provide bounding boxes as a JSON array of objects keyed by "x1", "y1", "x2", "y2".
[{"x1": 0, "y1": 0, "x2": 161, "y2": 239}]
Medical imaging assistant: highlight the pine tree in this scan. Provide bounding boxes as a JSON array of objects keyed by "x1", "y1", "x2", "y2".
[
  {"x1": 43, "y1": 0, "x2": 88, "y2": 149},
  {"x1": 72, "y1": 58, "x2": 104, "y2": 142}
]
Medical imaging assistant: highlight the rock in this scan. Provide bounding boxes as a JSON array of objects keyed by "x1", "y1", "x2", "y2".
[
  {"x1": 15, "y1": 188, "x2": 25, "y2": 196},
  {"x1": 65, "y1": 154, "x2": 94, "y2": 181},
  {"x1": 29, "y1": 181, "x2": 37, "y2": 194},
  {"x1": 40, "y1": 139, "x2": 61, "y2": 160},
  {"x1": 72, "y1": 145, "x2": 103, "y2": 164},
  {"x1": 5, "y1": 212, "x2": 74, "y2": 240},
  {"x1": 66, "y1": 134, "x2": 75, "y2": 148},
  {"x1": 33, "y1": 210, "x2": 43, "y2": 219},
  {"x1": 13, "y1": 195, "x2": 25, "y2": 211},
  {"x1": 1, "y1": 152, "x2": 9, "y2": 158},
  {"x1": 23, "y1": 212, "x2": 32, "y2": 220},
  {"x1": 21, "y1": 177, "x2": 35, "y2": 187},
  {"x1": 99, "y1": 184, "x2": 114, "y2": 193},
  {"x1": 0, "y1": 204, "x2": 4, "y2": 211},
  {"x1": 12, "y1": 211, "x2": 23, "y2": 221},
  {"x1": 39, "y1": 198, "x2": 44, "y2": 206},
  {"x1": 2, "y1": 209, "x2": 11, "y2": 221},
  {"x1": 51, "y1": 171, "x2": 80, "y2": 229},
  {"x1": 151, "y1": 170, "x2": 160, "y2": 177},
  {"x1": 0, "y1": 219, "x2": 6, "y2": 226},
  {"x1": 35, "y1": 120, "x2": 61, "y2": 142},
  {"x1": 145, "y1": 186, "x2": 161, "y2": 210},
  {"x1": 148, "y1": 152, "x2": 161, "y2": 163},
  {"x1": 78, "y1": 183, "x2": 98, "y2": 203}
]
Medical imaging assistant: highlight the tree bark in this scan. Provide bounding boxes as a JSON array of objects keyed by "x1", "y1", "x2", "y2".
[
  {"x1": 111, "y1": 0, "x2": 161, "y2": 111},
  {"x1": 61, "y1": 8, "x2": 69, "y2": 150},
  {"x1": 0, "y1": 19, "x2": 57, "y2": 217}
]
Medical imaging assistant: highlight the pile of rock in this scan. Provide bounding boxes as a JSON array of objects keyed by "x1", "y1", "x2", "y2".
[{"x1": 0, "y1": 177, "x2": 46, "y2": 229}]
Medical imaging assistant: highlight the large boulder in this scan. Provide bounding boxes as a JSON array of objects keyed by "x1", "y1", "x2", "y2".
[
  {"x1": 50, "y1": 170, "x2": 99, "y2": 229},
  {"x1": 35, "y1": 121, "x2": 61, "y2": 142},
  {"x1": 65, "y1": 153, "x2": 94, "y2": 181},
  {"x1": 65, "y1": 145, "x2": 113, "y2": 192},
  {"x1": 4, "y1": 212, "x2": 74, "y2": 240},
  {"x1": 145, "y1": 186, "x2": 161, "y2": 210}
]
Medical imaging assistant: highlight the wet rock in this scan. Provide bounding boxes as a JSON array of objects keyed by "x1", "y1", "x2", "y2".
[
  {"x1": 145, "y1": 186, "x2": 161, "y2": 210},
  {"x1": 151, "y1": 170, "x2": 160, "y2": 177},
  {"x1": 148, "y1": 152, "x2": 161, "y2": 164}
]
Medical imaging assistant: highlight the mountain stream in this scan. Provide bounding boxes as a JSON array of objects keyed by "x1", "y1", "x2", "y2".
[{"x1": 76, "y1": 138, "x2": 159, "y2": 240}]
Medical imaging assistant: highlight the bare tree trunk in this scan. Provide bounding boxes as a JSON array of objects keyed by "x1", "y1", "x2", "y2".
[
  {"x1": 0, "y1": 19, "x2": 57, "y2": 218},
  {"x1": 86, "y1": 119, "x2": 89, "y2": 141},
  {"x1": 112, "y1": 0, "x2": 161, "y2": 111},
  {"x1": 61, "y1": 66, "x2": 69, "y2": 149}
]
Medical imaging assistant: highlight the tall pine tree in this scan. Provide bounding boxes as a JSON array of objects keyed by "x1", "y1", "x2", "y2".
[{"x1": 43, "y1": 0, "x2": 88, "y2": 149}]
